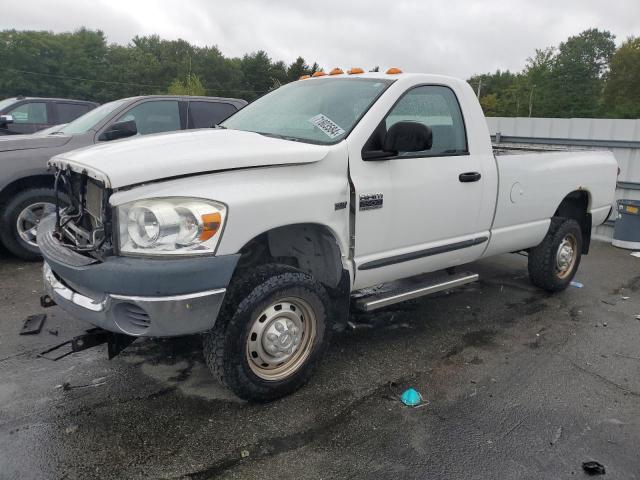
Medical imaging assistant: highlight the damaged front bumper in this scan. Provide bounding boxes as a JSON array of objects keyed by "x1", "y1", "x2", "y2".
[{"x1": 39, "y1": 216, "x2": 239, "y2": 337}]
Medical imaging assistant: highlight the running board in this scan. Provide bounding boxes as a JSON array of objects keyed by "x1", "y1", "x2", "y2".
[{"x1": 353, "y1": 271, "x2": 479, "y2": 312}]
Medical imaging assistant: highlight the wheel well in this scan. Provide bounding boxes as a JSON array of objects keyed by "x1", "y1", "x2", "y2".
[
  {"x1": 236, "y1": 224, "x2": 345, "y2": 288},
  {"x1": 0, "y1": 175, "x2": 54, "y2": 208},
  {"x1": 234, "y1": 223, "x2": 351, "y2": 324},
  {"x1": 554, "y1": 190, "x2": 591, "y2": 254}
]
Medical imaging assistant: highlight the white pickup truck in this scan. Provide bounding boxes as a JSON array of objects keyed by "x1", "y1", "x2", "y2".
[{"x1": 39, "y1": 69, "x2": 617, "y2": 401}]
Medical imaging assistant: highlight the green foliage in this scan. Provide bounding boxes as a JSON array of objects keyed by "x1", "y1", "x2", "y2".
[
  {"x1": 0, "y1": 29, "x2": 320, "y2": 103},
  {"x1": 469, "y1": 28, "x2": 634, "y2": 118},
  {"x1": 601, "y1": 37, "x2": 640, "y2": 118},
  {"x1": 167, "y1": 74, "x2": 206, "y2": 96}
]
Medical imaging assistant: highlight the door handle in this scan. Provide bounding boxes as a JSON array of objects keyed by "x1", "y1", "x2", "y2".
[{"x1": 459, "y1": 172, "x2": 482, "y2": 183}]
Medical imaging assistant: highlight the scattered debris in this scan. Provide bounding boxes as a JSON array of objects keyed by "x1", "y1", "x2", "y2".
[
  {"x1": 47, "y1": 328, "x2": 59, "y2": 336},
  {"x1": 635, "y1": 315, "x2": 640, "y2": 321},
  {"x1": 19, "y1": 314, "x2": 47, "y2": 335},
  {"x1": 240, "y1": 449, "x2": 250, "y2": 458},
  {"x1": 65, "y1": 425, "x2": 78, "y2": 434},
  {"x1": 630, "y1": 251, "x2": 640, "y2": 258},
  {"x1": 601, "y1": 299, "x2": 616, "y2": 306},
  {"x1": 400, "y1": 388, "x2": 422, "y2": 407},
  {"x1": 603, "y1": 322, "x2": 608, "y2": 327},
  {"x1": 346, "y1": 320, "x2": 373, "y2": 330},
  {"x1": 570, "y1": 281, "x2": 584, "y2": 288},
  {"x1": 622, "y1": 296, "x2": 630, "y2": 300},
  {"x1": 550, "y1": 427, "x2": 562, "y2": 445},
  {"x1": 582, "y1": 461, "x2": 606, "y2": 475}
]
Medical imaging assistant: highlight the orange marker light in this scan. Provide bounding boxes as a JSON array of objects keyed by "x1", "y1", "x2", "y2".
[
  {"x1": 329, "y1": 68, "x2": 344, "y2": 75},
  {"x1": 386, "y1": 67, "x2": 403, "y2": 74},
  {"x1": 199, "y1": 212, "x2": 222, "y2": 241},
  {"x1": 299, "y1": 74, "x2": 310, "y2": 80},
  {"x1": 312, "y1": 71, "x2": 327, "y2": 77},
  {"x1": 347, "y1": 67, "x2": 364, "y2": 74}
]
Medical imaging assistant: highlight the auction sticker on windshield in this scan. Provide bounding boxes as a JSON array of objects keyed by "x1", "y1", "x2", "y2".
[{"x1": 309, "y1": 114, "x2": 345, "y2": 139}]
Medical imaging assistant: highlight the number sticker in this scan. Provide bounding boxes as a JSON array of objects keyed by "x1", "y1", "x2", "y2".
[{"x1": 309, "y1": 114, "x2": 345, "y2": 139}]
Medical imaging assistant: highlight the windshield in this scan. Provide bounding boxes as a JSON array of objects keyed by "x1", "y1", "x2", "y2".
[
  {"x1": 0, "y1": 98, "x2": 17, "y2": 112},
  {"x1": 59, "y1": 99, "x2": 128, "y2": 135},
  {"x1": 222, "y1": 77, "x2": 393, "y2": 145}
]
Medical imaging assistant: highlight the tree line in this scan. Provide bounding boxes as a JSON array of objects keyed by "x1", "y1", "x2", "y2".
[
  {"x1": 1, "y1": 27, "x2": 638, "y2": 118},
  {"x1": 0, "y1": 28, "x2": 320, "y2": 103},
  {"x1": 468, "y1": 28, "x2": 640, "y2": 118}
]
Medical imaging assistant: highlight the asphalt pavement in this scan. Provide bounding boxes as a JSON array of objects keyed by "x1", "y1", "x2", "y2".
[{"x1": 1, "y1": 241, "x2": 639, "y2": 479}]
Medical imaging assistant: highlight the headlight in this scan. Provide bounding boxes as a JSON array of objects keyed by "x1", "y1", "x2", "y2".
[{"x1": 117, "y1": 198, "x2": 226, "y2": 256}]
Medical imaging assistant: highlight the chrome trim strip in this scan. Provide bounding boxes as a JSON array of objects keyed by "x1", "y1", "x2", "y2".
[{"x1": 110, "y1": 289, "x2": 226, "y2": 303}]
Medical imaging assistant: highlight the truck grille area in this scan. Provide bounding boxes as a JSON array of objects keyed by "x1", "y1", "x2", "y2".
[{"x1": 53, "y1": 166, "x2": 113, "y2": 259}]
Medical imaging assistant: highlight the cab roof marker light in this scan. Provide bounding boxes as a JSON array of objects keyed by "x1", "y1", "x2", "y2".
[
  {"x1": 329, "y1": 68, "x2": 344, "y2": 75},
  {"x1": 386, "y1": 67, "x2": 403, "y2": 74},
  {"x1": 299, "y1": 74, "x2": 311, "y2": 80},
  {"x1": 347, "y1": 67, "x2": 365, "y2": 74},
  {"x1": 311, "y1": 71, "x2": 327, "y2": 77}
]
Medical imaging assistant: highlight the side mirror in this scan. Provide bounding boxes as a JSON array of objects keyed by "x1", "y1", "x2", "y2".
[
  {"x1": 362, "y1": 121, "x2": 432, "y2": 160},
  {"x1": 0, "y1": 114, "x2": 14, "y2": 126},
  {"x1": 99, "y1": 120, "x2": 137, "y2": 141}
]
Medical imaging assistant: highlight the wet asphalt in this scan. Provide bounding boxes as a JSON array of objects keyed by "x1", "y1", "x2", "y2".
[{"x1": 1, "y1": 241, "x2": 639, "y2": 479}]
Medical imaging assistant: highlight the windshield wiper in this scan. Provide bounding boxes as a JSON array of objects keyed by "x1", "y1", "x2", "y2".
[
  {"x1": 255, "y1": 131, "x2": 305, "y2": 143},
  {"x1": 212, "y1": 124, "x2": 226, "y2": 129}
]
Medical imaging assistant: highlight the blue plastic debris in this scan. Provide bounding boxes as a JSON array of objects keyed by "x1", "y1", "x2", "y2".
[
  {"x1": 570, "y1": 281, "x2": 584, "y2": 288},
  {"x1": 400, "y1": 388, "x2": 422, "y2": 407}
]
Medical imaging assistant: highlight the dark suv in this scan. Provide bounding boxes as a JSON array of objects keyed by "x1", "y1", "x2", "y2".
[
  {"x1": 0, "y1": 95, "x2": 247, "y2": 259},
  {"x1": 0, "y1": 97, "x2": 99, "y2": 135}
]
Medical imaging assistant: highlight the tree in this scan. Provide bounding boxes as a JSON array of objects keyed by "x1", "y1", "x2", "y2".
[
  {"x1": 601, "y1": 37, "x2": 640, "y2": 118},
  {"x1": 549, "y1": 28, "x2": 616, "y2": 117},
  {"x1": 167, "y1": 73, "x2": 206, "y2": 96},
  {"x1": 287, "y1": 57, "x2": 310, "y2": 81},
  {"x1": 0, "y1": 29, "x2": 320, "y2": 103}
]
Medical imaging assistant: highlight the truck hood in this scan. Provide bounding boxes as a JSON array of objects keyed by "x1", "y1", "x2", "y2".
[
  {"x1": 50, "y1": 129, "x2": 330, "y2": 188},
  {"x1": 0, "y1": 134, "x2": 72, "y2": 153}
]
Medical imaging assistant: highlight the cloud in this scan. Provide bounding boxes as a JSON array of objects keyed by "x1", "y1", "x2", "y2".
[{"x1": 2, "y1": 0, "x2": 638, "y2": 78}]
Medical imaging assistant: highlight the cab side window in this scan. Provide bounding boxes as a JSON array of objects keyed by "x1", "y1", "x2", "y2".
[
  {"x1": 9, "y1": 102, "x2": 48, "y2": 125},
  {"x1": 116, "y1": 100, "x2": 181, "y2": 135},
  {"x1": 385, "y1": 86, "x2": 467, "y2": 156}
]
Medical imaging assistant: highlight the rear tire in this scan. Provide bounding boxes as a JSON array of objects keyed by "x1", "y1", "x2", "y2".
[
  {"x1": 528, "y1": 217, "x2": 582, "y2": 292},
  {"x1": 202, "y1": 264, "x2": 332, "y2": 402},
  {"x1": 0, "y1": 188, "x2": 58, "y2": 261}
]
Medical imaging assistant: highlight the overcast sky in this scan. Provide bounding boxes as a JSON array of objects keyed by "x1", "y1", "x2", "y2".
[{"x1": 2, "y1": 0, "x2": 638, "y2": 78}]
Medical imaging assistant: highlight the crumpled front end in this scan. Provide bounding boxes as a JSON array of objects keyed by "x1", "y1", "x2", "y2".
[{"x1": 39, "y1": 166, "x2": 239, "y2": 337}]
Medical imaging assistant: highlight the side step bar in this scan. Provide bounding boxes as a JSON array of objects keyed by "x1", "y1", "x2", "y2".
[{"x1": 354, "y1": 271, "x2": 479, "y2": 312}]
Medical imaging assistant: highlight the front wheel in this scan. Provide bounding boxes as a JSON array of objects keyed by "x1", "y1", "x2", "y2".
[
  {"x1": 528, "y1": 217, "x2": 583, "y2": 292},
  {"x1": 203, "y1": 264, "x2": 332, "y2": 402}
]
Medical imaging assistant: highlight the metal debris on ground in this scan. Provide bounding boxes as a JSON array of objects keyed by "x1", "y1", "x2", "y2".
[
  {"x1": 630, "y1": 251, "x2": 640, "y2": 258},
  {"x1": 400, "y1": 388, "x2": 423, "y2": 407},
  {"x1": 19, "y1": 314, "x2": 47, "y2": 335},
  {"x1": 582, "y1": 460, "x2": 606, "y2": 475},
  {"x1": 570, "y1": 281, "x2": 584, "y2": 288},
  {"x1": 550, "y1": 427, "x2": 562, "y2": 445},
  {"x1": 47, "y1": 328, "x2": 59, "y2": 336},
  {"x1": 622, "y1": 296, "x2": 630, "y2": 300}
]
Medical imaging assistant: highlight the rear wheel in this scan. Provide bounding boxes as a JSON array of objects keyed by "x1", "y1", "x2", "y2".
[
  {"x1": 0, "y1": 188, "x2": 57, "y2": 260},
  {"x1": 203, "y1": 264, "x2": 332, "y2": 402},
  {"x1": 528, "y1": 217, "x2": 582, "y2": 292}
]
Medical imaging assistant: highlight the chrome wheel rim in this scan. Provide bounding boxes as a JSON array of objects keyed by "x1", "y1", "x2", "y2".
[
  {"x1": 246, "y1": 297, "x2": 317, "y2": 381},
  {"x1": 16, "y1": 202, "x2": 55, "y2": 247},
  {"x1": 556, "y1": 233, "x2": 577, "y2": 279}
]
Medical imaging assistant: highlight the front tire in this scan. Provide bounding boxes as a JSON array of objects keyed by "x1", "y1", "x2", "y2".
[
  {"x1": 203, "y1": 264, "x2": 332, "y2": 402},
  {"x1": 0, "y1": 188, "x2": 57, "y2": 260},
  {"x1": 528, "y1": 217, "x2": 582, "y2": 292}
]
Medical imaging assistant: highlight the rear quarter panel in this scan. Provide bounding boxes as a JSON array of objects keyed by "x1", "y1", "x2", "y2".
[{"x1": 483, "y1": 150, "x2": 617, "y2": 257}]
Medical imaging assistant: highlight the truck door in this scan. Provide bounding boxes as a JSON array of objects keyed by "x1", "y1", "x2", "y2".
[{"x1": 348, "y1": 84, "x2": 496, "y2": 289}]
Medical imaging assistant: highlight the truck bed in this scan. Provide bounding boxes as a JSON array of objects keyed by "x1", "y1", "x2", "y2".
[{"x1": 492, "y1": 141, "x2": 596, "y2": 156}]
